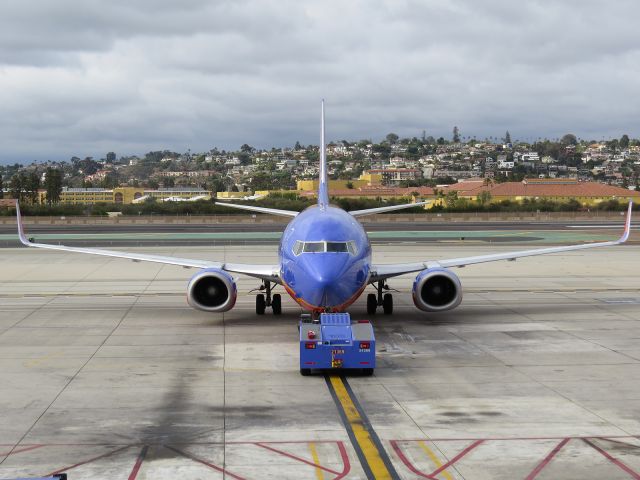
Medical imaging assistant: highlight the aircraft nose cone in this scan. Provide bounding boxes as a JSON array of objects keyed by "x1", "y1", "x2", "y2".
[{"x1": 306, "y1": 260, "x2": 348, "y2": 307}]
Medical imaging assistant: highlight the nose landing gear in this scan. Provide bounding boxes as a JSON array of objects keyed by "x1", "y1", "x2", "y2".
[
  {"x1": 366, "y1": 280, "x2": 393, "y2": 315},
  {"x1": 256, "y1": 281, "x2": 282, "y2": 315}
]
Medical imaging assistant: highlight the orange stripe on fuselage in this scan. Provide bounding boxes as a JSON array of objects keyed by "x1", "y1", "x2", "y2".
[{"x1": 282, "y1": 279, "x2": 368, "y2": 313}]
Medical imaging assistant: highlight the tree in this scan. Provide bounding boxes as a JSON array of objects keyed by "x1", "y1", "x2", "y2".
[
  {"x1": 385, "y1": 133, "x2": 399, "y2": 144},
  {"x1": 163, "y1": 177, "x2": 175, "y2": 188},
  {"x1": 372, "y1": 143, "x2": 391, "y2": 159},
  {"x1": 560, "y1": 133, "x2": 578, "y2": 145},
  {"x1": 453, "y1": 126, "x2": 460, "y2": 143},
  {"x1": 240, "y1": 144, "x2": 254, "y2": 153},
  {"x1": 504, "y1": 131, "x2": 511, "y2": 144},
  {"x1": 106, "y1": 152, "x2": 116, "y2": 164},
  {"x1": 0, "y1": 173, "x2": 3, "y2": 199},
  {"x1": 28, "y1": 172, "x2": 40, "y2": 204},
  {"x1": 75, "y1": 157, "x2": 99, "y2": 175},
  {"x1": 346, "y1": 181, "x2": 354, "y2": 189},
  {"x1": 44, "y1": 167, "x2": 63, "y2": 205},
  {"x1": 238, "y1": 152, "x2": 251, "y2": 165},
  {"x1": 477, "y1": 190, "x2": 492, "y2": 206},
  {"x1": 100, "y1": 172, "x2": 119, "y2": 189},
  {"x1": 10, "y1": 173, "x2": 25, "y2": 202},
  {"x1": 620, "y1": 134, "x2": 630, "y2": 149},
  {"x1": 445, "y1": 190, "x2": 458, "y2": 208}
]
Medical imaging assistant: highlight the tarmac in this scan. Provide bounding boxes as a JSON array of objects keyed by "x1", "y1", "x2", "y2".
[{"x1": 1, "y1": 241, "x2": 640, "y2": 479}]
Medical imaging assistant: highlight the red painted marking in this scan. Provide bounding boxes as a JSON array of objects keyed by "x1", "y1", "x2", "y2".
[
  {"x1": 47, "y1": 445, "x2": 133, "y2": 475},
  {"x1": 391, "y1": 440, "x2": 434, "y2": 479},
  {"x1": 255, "y1": 442, "x2": 342, "y2": 475},
  {"x1": 583, "y1": 438, "x2": 640, "y2": 479},
  {"x1": 524, "y1": 438, "x2": 571, "y2": 480},
  {"x1": 164, "y1": 445, "x2": 247, "y2": 480},
  {"x1": 0, "y1": 444, "x2": 44, "y2": 457},
  {"x1": 334, "y1": 441, "x2": 351, "y2": 480},
  {"x1": 429, "y1": 440, "x2": 484, "y2": 477},
  {"x1": 393, "y1": 435, "x2": 640, "y2": 442},
  {"x1": 391, "y1": 439, "x2": 484, "y2": 479},
  {"x1": 127, "y1": 445, "x2": 148, "y2": 480}
]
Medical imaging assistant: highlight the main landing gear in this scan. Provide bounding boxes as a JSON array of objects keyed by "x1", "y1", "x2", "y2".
[
  {"x1": 256, "y1": 280, "x2": 282, "y2": 315},
  {"x1": 366, "y1": 280, "x2": 393, "y2": 315}
]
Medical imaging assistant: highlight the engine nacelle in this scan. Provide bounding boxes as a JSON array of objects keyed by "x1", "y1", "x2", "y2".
[
  {"x1": 412, "y1": 267, "x2": 463, "y2": 312},
  {"x1": 187, "y1": 268, "x2": 237, "y2": 312}
]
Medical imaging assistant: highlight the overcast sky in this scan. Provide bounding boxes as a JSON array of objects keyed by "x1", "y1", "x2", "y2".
[{"x1": 0, "y1": 0, "x2": 639, "y2": 163}]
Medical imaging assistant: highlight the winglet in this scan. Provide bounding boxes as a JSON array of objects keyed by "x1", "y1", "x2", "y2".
[
  {"x1": 619, "y1": 201, "x2": 633, "y2": 243},
  {"x1": 16, "y1": 201, "x2": 31, "y2": 246}
]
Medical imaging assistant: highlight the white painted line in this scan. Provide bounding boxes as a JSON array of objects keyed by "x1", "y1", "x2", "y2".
[{"x1": 567, "y1": 225, "x2": 640, "y2": 229}]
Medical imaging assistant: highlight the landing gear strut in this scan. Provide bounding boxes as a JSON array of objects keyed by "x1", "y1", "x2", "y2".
[
  {"x1": 367, "y1": 280, "x2": 393, "y2": 315},
  {"x1": 256, "y1": 281, "x2": 282, "y2": 315}
]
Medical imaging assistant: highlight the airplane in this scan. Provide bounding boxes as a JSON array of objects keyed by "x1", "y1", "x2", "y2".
[{"x1": 16, "y1": 102, "x2": 633, "y2": 317}]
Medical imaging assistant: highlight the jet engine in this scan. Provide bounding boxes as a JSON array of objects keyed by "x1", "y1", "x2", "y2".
[
  {"x1": 187, "y1": 268, "x2": 237, "y2": 312},
  {"x1": 412, "y1": 267, "x2": 463, "y2": 312}
]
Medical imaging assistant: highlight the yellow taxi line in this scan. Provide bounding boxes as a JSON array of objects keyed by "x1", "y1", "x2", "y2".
[
  {"x1": 328, "y1": 375, "x2": 394, "y2": 479},
  {"x1": 308, "y1": 442, "x2": 325, "y2": 480},
  {"x1": 419, "y1": 441, "x2": 454, "y2": 480}
]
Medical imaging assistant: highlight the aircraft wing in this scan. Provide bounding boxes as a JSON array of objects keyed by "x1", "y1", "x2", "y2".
[
  {"x1": 215, "y1": 202, "x2": 298, "y2": 217},
  {"x1": 370, "y1": 201, "x2": 633, "y2": 282},
  {"x1": 349, "y1": 201, "x2": 429, "y2": 217},
  {"x1": 16, "y1": 203, "x2": 281, "y2": 283}
]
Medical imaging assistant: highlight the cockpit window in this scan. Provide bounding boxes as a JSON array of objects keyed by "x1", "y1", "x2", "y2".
[
  {"x1": 326, "y1": 242, "x2": 348, "y2": 253},
  {"x1": 303, "y1": 242, "x2": 325, "y2": 253},
  {"x1": 292, "y1": 240, "x2": 358, "y2": 256}
]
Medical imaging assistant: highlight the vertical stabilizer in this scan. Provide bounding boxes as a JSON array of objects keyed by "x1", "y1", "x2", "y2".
[{"x1": 318, "y1": 100, "x2": 329, "y2": 207}]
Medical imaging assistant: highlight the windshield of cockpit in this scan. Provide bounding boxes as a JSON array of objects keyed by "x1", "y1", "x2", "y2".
[{"x1": 292, "y1": 240, "x2": 358, "y2": 256}]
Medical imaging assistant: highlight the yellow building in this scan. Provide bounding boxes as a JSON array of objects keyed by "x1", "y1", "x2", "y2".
[
  {"x1": 40, "y1": 187, "x2": 210, "y2": 205},
  {"x1": 145, "y1": 188, "x2": 210, "y2": 202},
  {"x1": 297, "y1": 172, "x2": 382, "y2": 191},
  {"x1": 216, "y1": 191, "x2": 250, "y2": 199},
  {"x1": 113, "y1": 187, "x2": 145, "y2": 204},
  {"x1": 57, "y1": 188, "x2": 117, "y2": 205}
]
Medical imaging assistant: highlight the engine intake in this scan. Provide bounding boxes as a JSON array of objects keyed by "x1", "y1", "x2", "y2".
[
  {"x1": 187, "y1": 268, "x2": 237, "y2": 312},
  {"x1": 412, "y1": 268, "x2": 462, "y2": 312}
]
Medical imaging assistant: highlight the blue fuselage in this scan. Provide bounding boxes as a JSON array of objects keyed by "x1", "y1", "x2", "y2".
[{"x1": 279, "y1": 205, "x2": 371, "y2": 311}]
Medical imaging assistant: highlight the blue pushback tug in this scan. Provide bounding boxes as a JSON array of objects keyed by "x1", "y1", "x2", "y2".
[{"x1": 299, "y1": 313, "x2": 375, "y2": 376}]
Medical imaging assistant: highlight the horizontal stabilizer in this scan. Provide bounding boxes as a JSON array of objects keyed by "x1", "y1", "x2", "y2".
[
  {"x1": 349, "y1": 201, "x2": 429, "y2": 217},
  {"x1": 215, "y1": 202, "x2": 299, "y2": 217}
]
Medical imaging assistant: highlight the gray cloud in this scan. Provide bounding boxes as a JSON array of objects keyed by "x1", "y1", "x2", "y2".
[{"x1": 0, "y1": 0, "x2": 639, "y2": 162}]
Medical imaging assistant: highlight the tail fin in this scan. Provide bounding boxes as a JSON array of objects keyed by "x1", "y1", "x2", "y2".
[{"x1": 318, "y1": 100, "x2": 329, "y2": 208}]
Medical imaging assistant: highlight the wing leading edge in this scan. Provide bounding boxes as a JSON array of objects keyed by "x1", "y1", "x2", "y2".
[
  {"x1": 15, "y1": 203, "x2": 280, "y2": 282},
  {"x1": 349, "y1": 201, "x2": 430, "y2": 217},
  {"x1": 214, "y1": 202, "x2": 299, "y2": 217},
  {"x1": 371, "y1": 201, "x2": 633, "y2": 282}
]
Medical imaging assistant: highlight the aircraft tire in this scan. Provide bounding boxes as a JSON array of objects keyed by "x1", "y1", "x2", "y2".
[
  {"x1": 366, "y1": 293, "x2": 377, "y2": 315},
  {"x1": 272, "y1": 294, "x2": 282, "y2": 315},
  {"x1": 383, "y1": 293, "x2": 393, "y2": 315},
  {"x1": 256, "y1": 294, "x2": 266, "y2": 315}
]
